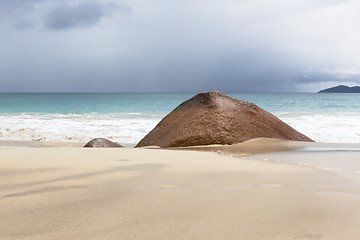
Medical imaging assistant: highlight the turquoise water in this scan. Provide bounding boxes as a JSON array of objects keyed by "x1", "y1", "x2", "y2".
[
  {"x1": 0, "y1": 93, "x2": 360, "y2": 143},
  {"x1": 1, "y1": 93, "x2": 360, "y2": 113},
  {"x1": 0, "y1": 93, "x2": 187, "y2": 114}
]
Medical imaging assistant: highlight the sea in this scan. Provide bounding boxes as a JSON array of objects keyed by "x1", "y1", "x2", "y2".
[{"x1": 0, "y1": 93, "x2": 360, "y2": 144}]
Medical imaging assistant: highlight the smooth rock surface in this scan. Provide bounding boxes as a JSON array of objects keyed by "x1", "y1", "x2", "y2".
[
  {"x1": 84, "y1": 138, "x2": 123, "y2": 148},
  {"x1": 136, "y1": 91, "x2": 313, "y2": 148}
]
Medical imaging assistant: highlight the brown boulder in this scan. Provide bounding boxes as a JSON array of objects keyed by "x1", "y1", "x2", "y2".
[
  {"x1": 136, "y1": 91, "x2": 313, "y2": 148},
  {"x1": 84, "y1": 138, "x2": 123, "y2": 148}
]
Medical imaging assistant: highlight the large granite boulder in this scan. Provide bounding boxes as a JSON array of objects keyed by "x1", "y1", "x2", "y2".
[
  {"x1": 84, "y1": 138, "x2": 123, "y2": 148},
  {"x1": 136, "y1": 91, "x2": 313, "y2": 148}
]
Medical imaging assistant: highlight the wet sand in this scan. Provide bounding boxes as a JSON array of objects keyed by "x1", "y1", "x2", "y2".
[{"x1": 1, "y1": 140, "x2": 360, "y2": 239}]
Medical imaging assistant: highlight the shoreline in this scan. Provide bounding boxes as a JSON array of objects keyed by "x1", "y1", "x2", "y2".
[
  {"x1": 2, "y1": 137, "x2": 360, "y2": 149},
  {"x1": 2, "y1": 138, "x2": 360, "y2": 175},
  {"x1": 1, "y1": 139, "x2": 360, "y2": 239},
  {"x1": 0, "y1": 140, "x2": 136, "y2": 148}
]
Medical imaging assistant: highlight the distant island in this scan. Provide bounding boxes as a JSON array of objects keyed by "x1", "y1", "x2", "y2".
[{"x1": 318, "y1": 85, "x2": 360, "y2": 93}]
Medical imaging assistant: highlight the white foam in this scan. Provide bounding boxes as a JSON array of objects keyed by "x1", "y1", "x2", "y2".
[
  {"x1": 275, "y1": 112, "x2": 360, "y2": 143},
  {"x1": 1, "y1": 111, "x2": 360, "y2": 144},
  {"x1": 0, "y1": 112, "x2": 165, "y2": 144}
]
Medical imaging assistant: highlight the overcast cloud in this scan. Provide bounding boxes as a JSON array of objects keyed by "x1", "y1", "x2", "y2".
[
  {"x1": 44, "y1": 1, "x2": 111, "y2": 30},
  {"x1": 0, "y1": 0, "x2": 359, "y2": 92}
]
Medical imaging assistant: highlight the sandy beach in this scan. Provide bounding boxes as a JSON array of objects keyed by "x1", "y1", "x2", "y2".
[
  {"x1": 1, "y1": 140, "x2": 360, "y2": 239},
  {"x1": 3, "y1": 0, "x2": 360, "y2": 237}
]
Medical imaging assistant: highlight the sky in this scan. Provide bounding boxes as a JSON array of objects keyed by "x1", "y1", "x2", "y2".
[{"x1": 1, "y1": 0, "x2": 360, "y2": 93}]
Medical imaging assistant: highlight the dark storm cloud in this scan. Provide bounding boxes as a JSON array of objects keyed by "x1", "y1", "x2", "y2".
[
  {"x1": 0, "y1": 0, "x2": 131, "y2": 30},
  {"x1": 43, "y1": 1, "x2": 131, "y2": 30},
  {"x1": 0, "y1": 0, "x2": 360, "y2": 93},
  {"x1": 44, "y1": 2, "x2": 105, "y2": 30}
]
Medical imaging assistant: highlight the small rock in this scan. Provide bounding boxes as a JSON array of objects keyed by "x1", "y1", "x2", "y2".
[{"x1": 84, "y1": 138, "x2": 123, "y2": 148}]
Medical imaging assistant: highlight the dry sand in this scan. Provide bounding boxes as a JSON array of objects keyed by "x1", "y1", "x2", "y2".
[{"x1": 1, "y1": 140, "x2": 360, "y2": 239}]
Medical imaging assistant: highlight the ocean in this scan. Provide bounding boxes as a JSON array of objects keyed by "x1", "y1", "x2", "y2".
[{"x1": 0, "y1": 93, "x2": 359, "y2": 144}]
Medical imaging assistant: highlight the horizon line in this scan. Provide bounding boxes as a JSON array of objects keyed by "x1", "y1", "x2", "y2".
[{"x1": 0, "y1": 91, "x2": 316, "y2": 94}]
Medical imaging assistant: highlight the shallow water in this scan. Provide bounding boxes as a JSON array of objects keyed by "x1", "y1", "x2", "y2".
[
  {"x1": 253, "y1": 147, "x2": 360, "y2": 178},
  {"x1": 0, "y1": 93, "x2": 359, "y2": 144}
]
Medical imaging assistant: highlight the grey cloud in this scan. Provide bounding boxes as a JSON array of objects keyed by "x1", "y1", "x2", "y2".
[
  {"x1": 295, "y1": 73, "x2": 360, "y2": 85},
  {"x1": 0, "y1": 0, "x2": 42, "y2": 23},
  {"x1": 43, "y1": 1, "x2": 131, "y2": 30},
  {"x1": 44, "y1": 2, "x2": 105, "y2": 30},
  {"x1": 1, "y1": 0, "x2": 360, "y2": 93},
  {"x1": 0, "y1": 0, "x2": 131, "y2": 30},
  {"x1": 0, "y1": 0, "x2": 43, "y2": 12}
]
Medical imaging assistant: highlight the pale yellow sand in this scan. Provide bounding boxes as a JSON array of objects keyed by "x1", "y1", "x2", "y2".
[
  {"x1": 0, "y1": 140, "x2": 85, "y2": 148},
  {"x1": 0, "y1": 140, "x2": 134, "y2": 148},
  {"x1": 1, "y1": 144, "x2": 360, "y2": 239}
]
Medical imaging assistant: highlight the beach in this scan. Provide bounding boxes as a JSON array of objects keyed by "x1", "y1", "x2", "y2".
[
  {"x1": 1, "y1": 92, "x2": 360, "y2": 239},
  {"x1": 1, "y1": 140, "x2": 360, "y2": 239},
  {"x1": 3, "y1": 0, "x2": 360, "y2": 237}
]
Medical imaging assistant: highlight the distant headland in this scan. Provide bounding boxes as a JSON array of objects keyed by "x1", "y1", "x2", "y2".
[{"x1": 318, "y1": 85, "x2": 360, "y2": 93}]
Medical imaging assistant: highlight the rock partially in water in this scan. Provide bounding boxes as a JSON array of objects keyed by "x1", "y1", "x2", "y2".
[
  {"x1": 84, "y1": 138, "x2": 123, "y2": 148},
  {"x1": 136, "y1": 91, "x2": 313, "y2": 148}
]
